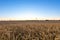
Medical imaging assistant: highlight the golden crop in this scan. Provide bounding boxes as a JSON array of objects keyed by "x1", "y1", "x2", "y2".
[{"x1": 0, "y1": 20, "x2": 60, "y2": 40}]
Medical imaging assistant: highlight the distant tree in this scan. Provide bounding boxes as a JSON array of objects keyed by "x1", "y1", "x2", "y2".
[{"x1": 45, "y1": 20, "x2": 49, "y2": 21}]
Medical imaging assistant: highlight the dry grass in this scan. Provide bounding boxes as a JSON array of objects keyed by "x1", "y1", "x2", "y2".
[{"x1": 0, "y1": 20, "x2": 60, "y2": 40}]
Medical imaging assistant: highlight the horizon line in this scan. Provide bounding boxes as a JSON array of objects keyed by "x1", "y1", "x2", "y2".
[{"x1": 0, "y1": 17, "x2": 60, "y2": 21}]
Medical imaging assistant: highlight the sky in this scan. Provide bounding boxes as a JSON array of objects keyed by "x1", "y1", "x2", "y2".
[{"x1": 0, "y1": 0, "x2": 60, "y2": 20}]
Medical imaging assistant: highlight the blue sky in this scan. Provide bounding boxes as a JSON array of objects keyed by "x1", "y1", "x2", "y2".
[{"x1": 0, "y1": 0, "x2": 60, "y2": 20}]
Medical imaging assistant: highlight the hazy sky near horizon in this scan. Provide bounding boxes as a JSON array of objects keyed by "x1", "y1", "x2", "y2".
[{"x1": 0, "y1": 0, "x2": 60, "y2": 19}]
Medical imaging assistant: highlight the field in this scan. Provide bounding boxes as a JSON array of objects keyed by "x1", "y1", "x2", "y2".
[{"x1": 0, "y1": 20, "x2": 60, "y2": 40}]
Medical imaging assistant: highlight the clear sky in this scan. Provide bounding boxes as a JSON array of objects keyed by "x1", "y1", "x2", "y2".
[{"x1": 0, "y1": 0, "x2": 60, "y2": 20}]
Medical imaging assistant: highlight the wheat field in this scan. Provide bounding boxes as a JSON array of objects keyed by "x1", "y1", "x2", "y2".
[{"x1": 0, "y1": 20, "x2": 60, "y2": 40}]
